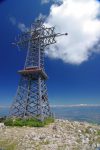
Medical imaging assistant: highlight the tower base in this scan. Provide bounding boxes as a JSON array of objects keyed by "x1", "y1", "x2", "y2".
[{"x1": 9, "y1": 67, "x2": 52, "y2": 121}]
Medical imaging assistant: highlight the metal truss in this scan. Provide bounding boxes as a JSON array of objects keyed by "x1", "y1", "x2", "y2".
[
  {"x1": 10, "y1": 74, "x2": 51, "y2": 119},
  {"x1": 10, "y1": 19, "x2": 68, "y2": 120}
]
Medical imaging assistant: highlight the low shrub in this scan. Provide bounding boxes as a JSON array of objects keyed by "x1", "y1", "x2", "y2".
[
  {"x1": 4, "y1": 118, "x2": 13, "y2": 126},
  {"x1": 44, "y1": 117, "x2": 54, "y2": 125},
  {"x1": 0, "y1": 116, "x2": 6, "y2": 123},
  {"x1": 4, "y1": 117, "x2": 54, "y2": 127}
]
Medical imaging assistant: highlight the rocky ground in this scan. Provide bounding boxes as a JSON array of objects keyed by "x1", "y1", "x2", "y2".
[{"x1": 0, "y1": 119, "x2": 100, "y2": 150}]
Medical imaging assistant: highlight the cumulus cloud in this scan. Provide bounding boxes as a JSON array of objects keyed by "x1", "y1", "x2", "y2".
[
  {"x1": 41, "y1": 0, "x2": 62, "y2": 4},
  {"x1": 9, "y1": 17, "x2": 16, "y2": 25},
  {"x1": 45, "y1": 0, "x2": 100, "y2": 64},
  {"x1": 9, "y1": 16, "x2": 28, "y2": 32},
  {"x1": 18, "y1": 23, "x2": 28, "y2": 32},
  {"x1": 37, "y1": 13, "x2": 46, "y2": 20},
  {"x1": 41, "y1": 0, "x2": 50, "y2": 4}
]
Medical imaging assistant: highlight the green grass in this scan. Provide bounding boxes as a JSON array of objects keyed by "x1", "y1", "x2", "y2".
[
  {"x1": 57, "y1": 144, "x2": 66, "y2": 150},
  {"x1": 4, "y1": 117, "x2": 54, "y2": 127},
  {"x1": 0, "y1": 140, "x2": 17, "y2": 150},
  {"x1": 97, "y1": 130, "x2": 100, "y2": 135}
]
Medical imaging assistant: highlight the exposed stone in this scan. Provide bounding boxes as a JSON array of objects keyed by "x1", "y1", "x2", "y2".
[
  {"x1": 0, "y1": 123, "x2": 5, "y2": 128},
  {"x1": 52, "y1": 125, "x2": 57, "y2": 131},
  {"x1": 0, "y1": 119, "x2": 100, "y2": 150}
]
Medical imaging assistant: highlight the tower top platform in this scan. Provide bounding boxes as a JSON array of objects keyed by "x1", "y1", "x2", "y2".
[{"x1": 18, "y1": 67, "x2": 48, "y2": 79}]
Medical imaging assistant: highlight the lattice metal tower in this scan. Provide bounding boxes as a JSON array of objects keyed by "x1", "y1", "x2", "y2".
[{"x1": 10, "y1": 19, "x2": 68, "y2": 120}]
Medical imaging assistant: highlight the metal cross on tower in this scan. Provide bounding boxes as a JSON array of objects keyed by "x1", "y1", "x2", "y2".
[{"x1": 10, "y1": 19, "x2": 68, "y2": 120}]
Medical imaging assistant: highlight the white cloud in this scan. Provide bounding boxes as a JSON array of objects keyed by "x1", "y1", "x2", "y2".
[
  {"x1": 37, "y1": 13, "x2": 46, "y2": 20},
  {"x1": 41, "y1": 0, "x2": 50, "y2": 4},
  {"x1": 9, "y1": 17, "x2": 28, "y2": 32},
  {"x1": 41, "y1": 0, "x2": 62, "y2": 4},
  {"x1": 9, "y1": 17, "x2": 16, "y2": 25},
  {"x1": 18, "y1": 23, "x2": 28, "y2": 32},
  {"x1": 45, "y1": 0, "x2": 100, "y2": 64}
]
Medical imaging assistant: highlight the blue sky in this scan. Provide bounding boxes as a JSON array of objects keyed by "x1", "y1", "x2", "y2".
[{"x1": 0, "y1": 0, "x2": 100, "y2": 106}]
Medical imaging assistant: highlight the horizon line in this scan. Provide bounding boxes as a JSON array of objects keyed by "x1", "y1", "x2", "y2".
[
  {"x1": 0, "y1": 104, "x2": 100, "y2": 108},
  {"x1": 51, "y1": 104, "x2": 100, "y2": 107}
]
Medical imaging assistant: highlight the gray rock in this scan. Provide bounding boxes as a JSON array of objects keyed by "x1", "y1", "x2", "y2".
[
  {"x1": 39, "y1": 134, "x2": 46, "y2": 140},
  {"x1": 52, "y1": 125, "x2": 57, "y2": 131},
  {"x1": 55, "y1": 134, "x2": 60, "y2": 138},
  {"x1": 0, "y1": 123, "x2": 5, "y2": 128}
]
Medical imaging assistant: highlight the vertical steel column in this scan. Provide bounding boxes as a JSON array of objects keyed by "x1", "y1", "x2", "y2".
[
  {"x1": 23, "y1": 75, "x2": 31, "y2": 118},
  {"x1": 38, "y1": 76, "x2": 43, "y2": 121}
]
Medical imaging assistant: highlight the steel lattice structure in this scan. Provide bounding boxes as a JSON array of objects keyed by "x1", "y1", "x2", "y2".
[{"x1": 9, "y1": 19, "x2": 68, "y2": 120}]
